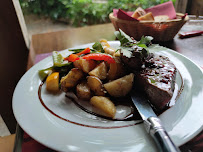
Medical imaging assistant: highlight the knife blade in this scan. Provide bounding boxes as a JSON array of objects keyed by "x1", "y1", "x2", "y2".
[{"x1": 131, "y1": 90, "x2": 180, "y2": 152}]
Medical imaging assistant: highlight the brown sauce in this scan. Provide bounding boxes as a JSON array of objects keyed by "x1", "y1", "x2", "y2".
[
  {"x1": 38, "y1": 70, "x2": 183, "y2": 128},
  {"x1": 65, "y1": 94, "x2": 141, "y2": 121},
  {"x1": 38, "y1": 81, "x2": 142, "y2": 129}
]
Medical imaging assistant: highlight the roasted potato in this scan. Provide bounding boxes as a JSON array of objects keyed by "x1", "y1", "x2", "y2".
[
  {"x1": 76, "y1": 82, "x2": 92, "y2": 100},
  {"x1": 90, "y1": 96, "x2": 116, "y2": 118},
  {"x1": 46, "y1": 72, "x2": 60, "y2": 93},
  {"x1": 107, "y1": 57, "x2": 126, "y2": 80},
  {"x1": 60, "y1": 68, "x2": 84, "y2": 92},
  {"x1": 89, "y1": 62, "x2": 108, "y2": 80},
  {"x1": 74, "y1": 59, "x2": 97, "y2": 73},
  {"x1": 87, "y1": 76, "x2": 105, "y2": 96},
  {"x1": 107, "y1": 63, "x2": 118, "y2": 80},
  {"x1": 104, "y1": 73, "x2": 134, "y2": 97},
  {"x1": 73, "y1": 59, "x2": 82, "y2": 69}
]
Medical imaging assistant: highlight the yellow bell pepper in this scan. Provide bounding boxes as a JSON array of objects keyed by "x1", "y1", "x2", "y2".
[{"x1": 46, "y1": 72, "x2": 60, "y2": 93}]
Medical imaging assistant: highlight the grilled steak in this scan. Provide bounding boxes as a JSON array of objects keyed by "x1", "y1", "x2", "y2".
[
  {"x1": 135, "y1": 54, "x2": 177, "y2": 111},
  {"x1": 120, "y1": 45, "x2": 147, "y2": 70},
  {"x1": 116, "y1": 31, "x2": 177, "y2": 111}
]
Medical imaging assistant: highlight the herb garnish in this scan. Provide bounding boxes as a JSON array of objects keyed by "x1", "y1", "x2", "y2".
[
  {"x1": 114, "y1": 29, "x2": 133, "y2": 46},
  {"x1": 114, "y1": 29, "x2": 153, "y2": 58},
  {"x1": 92, "y1": 42, "x2": 105, "y2": 53}
]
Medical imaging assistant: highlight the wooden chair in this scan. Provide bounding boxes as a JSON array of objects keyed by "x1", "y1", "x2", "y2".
[
  {"x1": 0, "y1": 0, "x2": 29, "y2": 135},
  {"x1": 0, "y1": 0, "x2": 29, "y2": 151}
]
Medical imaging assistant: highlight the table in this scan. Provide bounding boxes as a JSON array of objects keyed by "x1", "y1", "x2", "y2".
[
  {"x1": 2, "y1": 16, "x2": 203, "y2": 152},
  {"x1": 159, "y1": 17, "x2": 203, "y2": 66}
]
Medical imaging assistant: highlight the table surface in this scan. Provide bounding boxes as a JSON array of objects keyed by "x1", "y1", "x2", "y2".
[
  {"x1": 2, "y1": 16, "x2": 203, "y2": 152},
  {"x1": 28, "y1": 18, "x2": 203, "y2": 70}
]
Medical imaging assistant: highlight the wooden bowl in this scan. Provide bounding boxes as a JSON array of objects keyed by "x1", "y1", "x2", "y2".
[{"x1": 109, "y1": 12, "x2": 189, "y2": 41}]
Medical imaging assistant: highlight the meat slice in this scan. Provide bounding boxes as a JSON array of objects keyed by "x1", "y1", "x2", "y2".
[{"x1": 135, "y1": 54, "x2": 177, "y2": 111}]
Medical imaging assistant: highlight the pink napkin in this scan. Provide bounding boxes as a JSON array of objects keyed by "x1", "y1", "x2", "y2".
[
  {"x1": 113, "y1": 9, "x2": 138, "y2": 21},
  {"x1": 114, "y1": 1, "x2": 176, "y2": 21},
  {"x1": 145, "y1": 1, "x2": 176, "y2": 19}
]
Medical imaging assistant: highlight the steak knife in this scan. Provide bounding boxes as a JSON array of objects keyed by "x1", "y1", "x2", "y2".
[{"x1": 131, "y1": 90, "x2": 180, "y2": 152}]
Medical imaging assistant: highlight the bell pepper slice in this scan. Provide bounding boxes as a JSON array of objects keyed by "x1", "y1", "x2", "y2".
[
  {"x1": 64, "y1": 54, "x2": 79, "y2": 62},
  {"x1": 38, "y1": 67, "x2": 52, "y2": 80},
  {"x1": 46, "y1": 72, "x2": 60, "y2": 92},
  {"x1": 64, "y1": 48, "x2": 91, "y2": 62},
  {"x1": 82, "y1": 53, "x2": 115, "y2": 64},
  {"x1": 76, "y1": 47, "x2": 91, "y2": 56}
]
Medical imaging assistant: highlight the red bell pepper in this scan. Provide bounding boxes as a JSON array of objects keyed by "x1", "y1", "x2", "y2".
[
  {"x1": 76, "y1": 47, "x2": 91, "y2": 56},
  {"x1": 82, "y1": 53, "x2": 115, "y2": 64},
  {"x1": 64, "y1": 54, "x2": 79, "y2": 62},
  {"x1": 64, "y1": 48, "x2": 91, "y2": 62}
]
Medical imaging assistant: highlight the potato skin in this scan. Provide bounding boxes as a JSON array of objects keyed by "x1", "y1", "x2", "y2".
[
  {"x1": 90, "y1": 96, "x2": 116, "y2": 118},
  {"x1": 73, "y1": 59, "x2": 82, "y2": 69},
  {"x1": 107, "y1": 57, "x2": 126, "y2": 80},
  {"x1": 60, "y1": 68, "x2": 84, "y2": 92},
  {"x1": 87, "y1": 76, "x2": 105, "y2": 96},
  {"x1": 104, "y1": 73, "x2": 134, "y2": 97},
  {"x1": 76, "y1": 82, "x2": 92, "y2": 100},
  {"x1": 74, "y1": 59, "x2": 97, "y2": 73},
  {"x1": 88, "y1": 62, "x2": 107, "y2": 80}
]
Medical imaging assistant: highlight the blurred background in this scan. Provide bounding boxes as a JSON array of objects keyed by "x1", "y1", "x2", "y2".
[
  {"x1": 19, "y1": 0, "x2": 202, "y2": 39},
  {"x1": 20, "y1": 0, "x2": 178, "y2": 38}
]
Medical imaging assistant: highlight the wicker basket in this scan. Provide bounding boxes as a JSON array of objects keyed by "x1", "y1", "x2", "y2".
[{"x1": 109, "y1": 13, "x2": 189, "y2": 41}]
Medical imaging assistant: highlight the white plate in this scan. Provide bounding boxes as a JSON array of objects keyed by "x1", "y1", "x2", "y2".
[{"x1": 13, "y1": 41, "x2": 203, "y2": 152}]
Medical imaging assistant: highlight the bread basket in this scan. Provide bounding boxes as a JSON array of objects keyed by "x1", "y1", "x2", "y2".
[{"x1": 109, "y1": 12, "x2": 189, "y2": 41}]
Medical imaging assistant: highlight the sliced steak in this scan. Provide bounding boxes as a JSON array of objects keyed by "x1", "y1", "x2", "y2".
[{"x1": 135, "y1": 54, "x2": 177, "y2": 111}]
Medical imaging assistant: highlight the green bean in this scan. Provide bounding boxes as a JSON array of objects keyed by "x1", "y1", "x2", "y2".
[
  {"x1": 52, "y1": 51, "x2": 64, "y2": 67},
  {"x1": 38, "y1": 67, "x2": 52, "y2": 80}
]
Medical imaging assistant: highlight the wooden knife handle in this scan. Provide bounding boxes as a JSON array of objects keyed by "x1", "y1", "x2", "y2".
[{"x1": 144, "y1": 117, "x2": 180, "y2": 152}]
